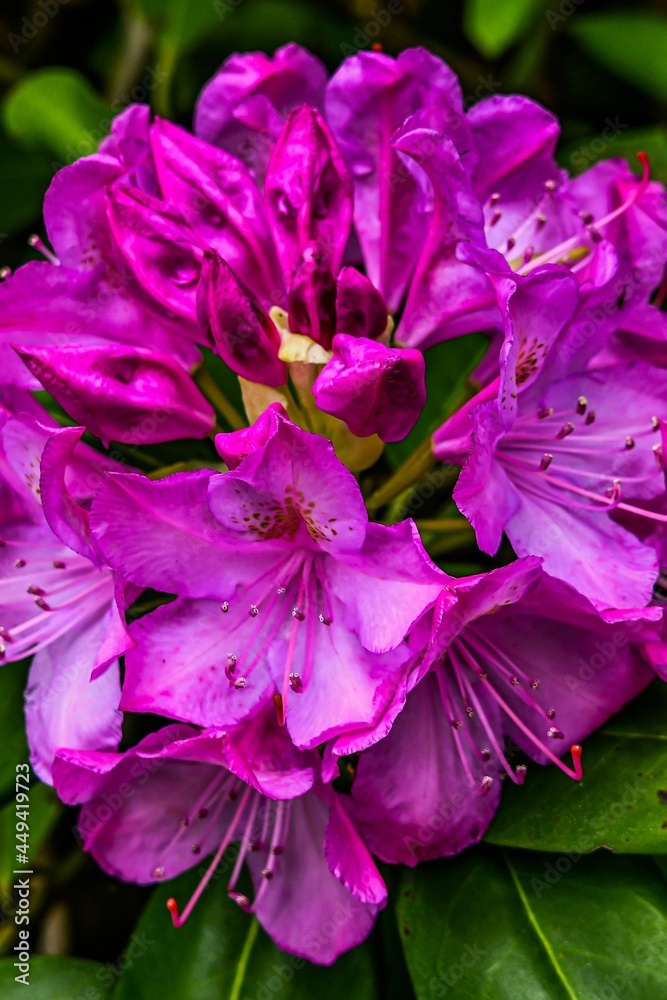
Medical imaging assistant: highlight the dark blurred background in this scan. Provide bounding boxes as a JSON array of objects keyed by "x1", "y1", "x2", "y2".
[{"x1": 1, "y1": 0, "x2": 667, "y2": 275}]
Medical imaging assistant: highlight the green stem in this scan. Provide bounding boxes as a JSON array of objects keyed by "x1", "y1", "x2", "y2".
[
  {"x1": 194, "y1": 368, "x2": 245, "y2": 430},
  {"x1": 366, "y1": 436, "x2": 436, "y2": 514},
  {"x1": 229, "y1": 918, "x2": 260, "y2": 1000}
]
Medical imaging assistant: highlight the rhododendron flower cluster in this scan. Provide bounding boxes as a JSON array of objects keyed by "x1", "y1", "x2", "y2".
[{"x1": 2, "y1": 43, "x2": 667, "y2": 965}]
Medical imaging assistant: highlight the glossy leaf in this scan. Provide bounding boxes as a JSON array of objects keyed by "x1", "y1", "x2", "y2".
[
  {"x1": 571, "y1": 14, "x2": 667, "y2": 103},
  {"x1": 464, "y1": 0, "x2": 545, "y2": 58},
  {"x1": 2, "y1": 69, "x2": 112, "y2": 163},
  {"x1": 485, "y1": 681, "x2": 667, "y2": 854},
  {"x1": 398, "y1": 847, "x2": 667, "y2": 1000},
  {"x1": 0, "y1": 957, "x2": 113, "y2": 998},
  {"x1": 114, "y1": 867, "x2": 379, "y2": 1000}
]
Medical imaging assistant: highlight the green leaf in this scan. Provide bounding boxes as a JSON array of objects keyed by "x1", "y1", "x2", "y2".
[
  {"x1": 386, "y1": 333, "x2": 487, "y2": 468},
  {"x1": 570, "y1": 14, "x2": 667, "y2": 104},
  {"x1": 464, "y1": 0, "x2": 545, "y2": 58},
  {"x1": 0, "y1": 662, "x2": 30, "y2": 805},
  {"x1": 114, "y1": 868, "x2": 379, "y2": 1000},
  {"x1": 398, "y1": 847, "x2": 667, "y2": 1000},
  {"x1": 2, "y1": 68, "x2": 112, "y2": 164},
  {"x1": 0, "y1": 956, "x2": 113, "y2": 998},
  {"x1": 485, "y1": 680, "x2": 667, "y2": 854}
]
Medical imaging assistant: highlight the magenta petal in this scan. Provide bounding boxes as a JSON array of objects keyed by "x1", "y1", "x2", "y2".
[
  {"x1": 324, "y1": 792, "x2": 387, "y2": 905},
  {"x1": 196, "y1": 250, "x2": 286, "y2": 387},
  {"x1": 328, "y1": 521, "x2": 445, "y2": 653},
  {"x1": 349, "y1": 673, "x2": 502, "y2": 864},
  {"x1": 15, "y1": 344, "x2": 214, "y2": 446},
  {"x1": 147, "y1": 716, "x2": 315, "y2": 801},
  {"x1": 150, "y1": 118, "x2": 282, "y2": 299},
  {"x1": 207, "y1": 417, "x2": 369, "y2": 555},
  {"x1": 39, "y1": 425, "x2": 111, "y2": 563},
  {"x1": 54, "y1": 730, "x2": 237, "y2": 885},
  {"x1": 106, "y1": 184, "x2": 203, "y2": 321},
  {"x1": 121, "y1": 598, "x2": 272, "y2": 726},
  {"x1": 325, "y1": 48, "x2": 469, "y2": 311},
  {"x1": 286, "y1": 245, "x2": 337, "y2": 347},
  {"x1": 91, "y1": 470, "x2": 274, "y2": 597},
  {"x1": 265, "y1": 105, "x2": 353, "y2": 279},
  {"x1": 492, "y1": 266, "x2": 579, "y2": 427},
  {"x1": 469, "y1": 95, "x2": 561, "y2": 201},
  {"x1": 214, "y1": 401, "x2": 286, "y2": 469},
  {"x1": 450, "y1": 400, "x2": 520, "y2": 555},
  {"x1": 26, "y1": 610, "x2": 122, "y2": 783},
  {"x1": 0, "y1": 261, "x2": 201, "y2": 389},
  {"x1": 194, "y1": 44, "x2": 327, "y2": 180},
  {"x1": 278, "y1": 613, "x2": 410, "y2": 751},
  {"x1": 248, "y1": 793, "x2": 380, "y2": 965},
  {"x1": 335, "y1": 267, "x2": 388, "y2": 341},
  {"x1": 392, "y1": 122, "x2": 497, "y2": 349},
  {"x1": 313, "y1": 334, "x2": 426, "y2": 442}
]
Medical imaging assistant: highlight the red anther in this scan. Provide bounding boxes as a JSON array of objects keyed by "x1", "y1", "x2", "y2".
[
  {"x1": 372, "y1": 42, "x2": 383, "y2": 51},
  {"x1": 166, "y1": 897, "x2": 181, "y2": 927},
  {"x1": 273, "y1": 692, "x2": 285, "y2": 726},
  {"x1": 570, "y1": 744, "x2": 583, "y2": 781}
]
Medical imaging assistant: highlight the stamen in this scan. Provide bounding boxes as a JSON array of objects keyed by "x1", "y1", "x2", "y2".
[
  {"x1": 220, "y1": 601, "x2": 229, "y2": 613},
  {"x1": 0, "y1": 267, "x2": 12, "y2": 280},
  {"x1": 167, "y1": 786, "x2": 252, "y2": 928},
  {"x1": 273, "y1": 692, "x2": 285, "y2": 725},
  {"x1": 539, "y1": 453, "x2": 553, "y2": 471},
  {"x1": 28, "y1": 234, "x2": 60, "y2": 265},
  {"x1": 521, "y1": 152, "x2": 651, "y2": 275},
  {"x1": 576, "y1": 396, "x2": 587, "y2": 415},
  {"x1": 490, "y1": 210, "x2": 502, "y2": 227}
]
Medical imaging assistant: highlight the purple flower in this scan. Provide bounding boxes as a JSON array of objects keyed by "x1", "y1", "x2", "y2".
[
  {"x1": 435, "y1": 266, "x2": 667, "y2": 611},
  {"x1": 347, "y1": 559, "x2": 658, "y2": 865},
  {"x1": 0, "y1": 396, "x2": 131, "y2": 780},
  {"x1": 53, "y1": 710, "x2": 386, "y2": 964},
  {"x1": 90, "y1": 406, "x2": 443, "y2": 751}
]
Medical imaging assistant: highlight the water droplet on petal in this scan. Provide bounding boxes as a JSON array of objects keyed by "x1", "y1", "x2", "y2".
[
  {"x1": 152, "y1": 866, "x2": 166, "y2": 879},
  {"x1": 547, "y1": 726, "x2": 564, "y2": 739}
]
